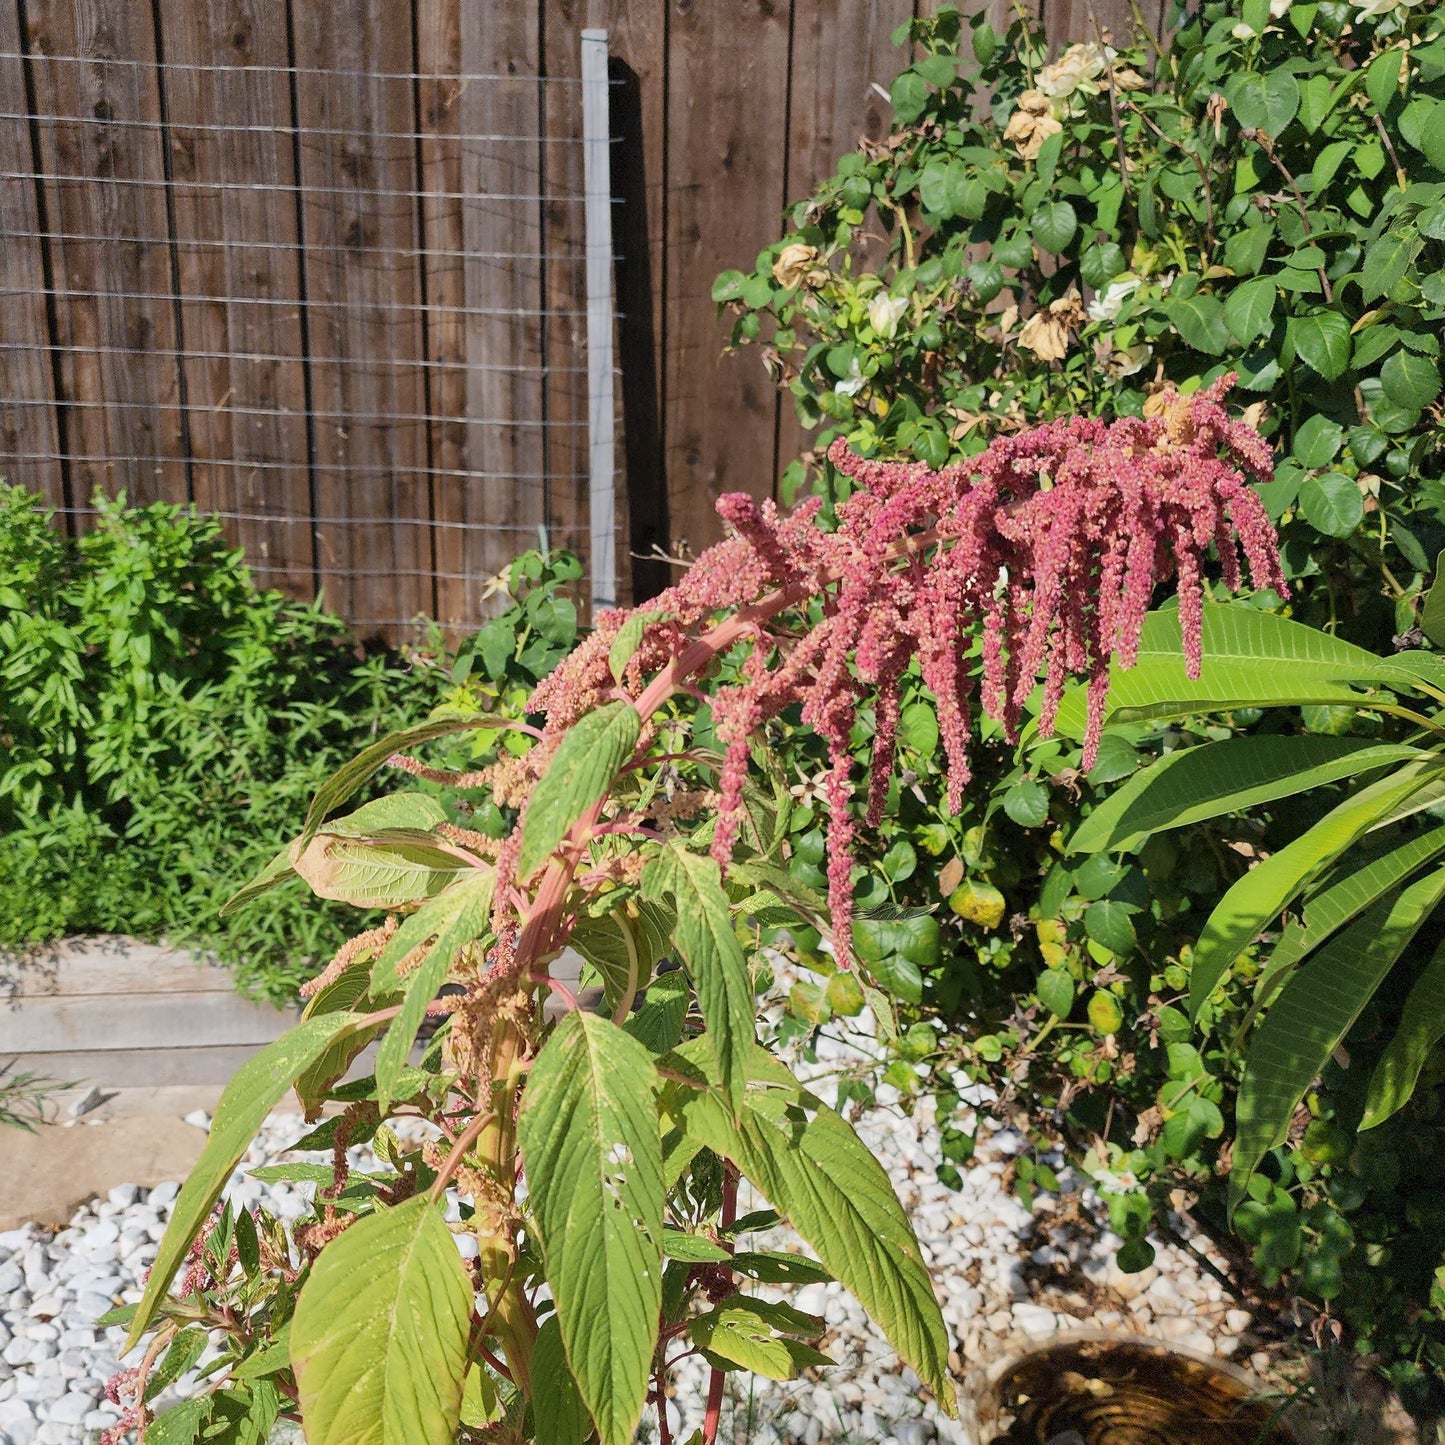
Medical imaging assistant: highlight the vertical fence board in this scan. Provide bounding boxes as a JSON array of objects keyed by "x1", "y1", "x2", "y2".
[
  {"x1": 415, "y1": 0, "x2": 468, "y2": 631},
  {"x1": 774, "y1": 0, "x2": 914, "y2": 488},
  {"x1": 1041, "y1": 0, "x2": 1157, "y2": 47},
  {"x1": 587, "y1": 0, "x2": 665, "y2": 604},
  {"x1": 0, "y1": 0, "x2": 62, "y2": 512},
  {"x1": 160, "y1": 1, "x2": 314, "y2": 597},
  {"x1": 539, "y1": 5, "x2": 590, "y2": 581},
  {"x1": 291, "y1": 0, "x2": 432, "y2": 632},
  {"x1": 663, "y1": 0, "x2": 792, "y2": 558},
  {"x1": 23, "y1": 0, "x2": 185, "y2": 513},
  {"x1": 452, "y1": 1, "x2": 546, "y2": 624}
]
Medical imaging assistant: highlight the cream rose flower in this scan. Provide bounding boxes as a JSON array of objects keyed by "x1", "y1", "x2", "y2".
[
  {"x1": 867, "y1": 292, "x2": 909, "y2": 339},
  {"x1": 1003, "y1": 89, "x2": 1064, "y2": 162},
  {"x1": 1037, "y1": 42, "x2": 1108, "y2": 101}
]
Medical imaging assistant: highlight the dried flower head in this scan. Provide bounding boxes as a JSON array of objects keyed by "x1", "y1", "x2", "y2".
[{"x1": 526, "y1": 377, "x2": 1282, "y2": 965}]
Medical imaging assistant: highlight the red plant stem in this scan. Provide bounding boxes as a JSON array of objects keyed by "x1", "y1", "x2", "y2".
[
  {"x1": 655, "y1": 1370, "x2": 674, "y2": 1445},
  {"x1": 702, "y1": 1166, "x2": 740, "y2": 1445}
]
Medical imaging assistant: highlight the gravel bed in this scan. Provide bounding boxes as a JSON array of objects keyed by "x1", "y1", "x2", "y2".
[{"x1": 0, "y1": 1010, "x2": 1260, "y2": 1445}]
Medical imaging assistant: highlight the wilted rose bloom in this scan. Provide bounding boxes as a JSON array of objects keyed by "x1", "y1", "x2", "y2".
[
  {"x1": 1003, "y1": 90, "x2": 1064, "y2": 161},
  {"x1": 867, "y1": 292, "x2": 909, "y2": 339},
  {"x1": 772, "y1": 242, "x2": 819, "y2": 289},
  {"x1": 1036, "y1": 42, "x2": 1109, "y2": 100},
  {"x1": 1112, "y1": 66, "x2": 1148, "y2": 90},
  {"x1": 1087, "y1": 275, "x2": 1142, "y2": 324},
  {"x1": 1018, "y1": 289, "x2": 1085, "y2": 362}
]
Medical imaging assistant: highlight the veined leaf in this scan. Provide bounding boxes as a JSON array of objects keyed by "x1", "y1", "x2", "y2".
[
  {"x1": 570, "y1": 901, "x2": 673, "y2": 1011},
  {"x1": 1234, "y1": 870, "x2": 1445, "y2": 1198},
  {"x1": 290, "y1": 1197, "x2": 472, "y2": 1445},
  {"x1": 291, "y1": 830, "x2": 474, "y2": 910},
  {"x1": 125, "y1": 1012, "x2": 372, "y2": 1351},
  {"x1": 223, "y1": 795, "x2": 450, "y2": 916},
  {"x1": 641, "y1": 843, "x2": 755, "y2": 1108},
  {"x1": 519, "y1": 702, "x2": 641, "y2": 880},
  {"x1": 663, "y1": 1042, "x2": 955, "y2": 1414},
  {"x1": 374, "y1": 871, "x2": 495, "y2": 1112},
  {"x1": 1240, "y1": 823, "x2": 1445, "y2": 1037},
  {"x1": 1189, "y1": 763, "x2": 1445, "y2": 1017},
  {"x1": 220, "y1": 844, "x2": 294, "y2": 916},
  {"x1": 1422, "y1": 550, "x2": 1445, "y2": 650},
  {"x1": 690, "y1": 1298, "x2": 833, "y2": 1381},
  {"x1": 1362, "y1": 933, "x2": 1445, "y2": 1128},
  {"x1": 532, "y1": 1315, "x2": 590, "y2": 1445},
  {"x1": 300, "y1": 714, "x2": 518, "y2": 849},
  {"x1": 517, "y1": 1012, "x2": 663, "y2": 1445},
  {"x1": 295, "y1": 963, "x2": 381, "y2": 1118},
  {"x1": 1070, "y1": 735, "x2": 1419, "y2": 855},
  {"x1": 1052, "y1": 605, "x2": 1423, "y2": 740}
]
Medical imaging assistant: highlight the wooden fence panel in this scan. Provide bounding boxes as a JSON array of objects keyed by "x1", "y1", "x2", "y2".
[
  {"x1": 448, "y1": 2, "x2": 547, "y2": 628},
  {"x1": 0, "y1": 0, "x2": 1180, "y2": 626},
  {"x1": 774, "y1": 0, "x2": 916, "y2": 489},
  {"x1": 663, "y1": 0, "x2": 792, "y2": 560},
  {"x1": 290, "y1": 0, "x2": 433, "y2": 633},
  {"x1": 159, "y1": 1, "x2": 315, "y2": 597},
  {"x1": 22, "y1": 0, "x2": 186, "y2": 512},
  {"x1": 0, "y1": 1, "x2": 62, "y2": 513}
]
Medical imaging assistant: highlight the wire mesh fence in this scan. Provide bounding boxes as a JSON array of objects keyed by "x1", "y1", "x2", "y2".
[{"x1": 0, "y1": 2, "x2": 616, "y2": 640}]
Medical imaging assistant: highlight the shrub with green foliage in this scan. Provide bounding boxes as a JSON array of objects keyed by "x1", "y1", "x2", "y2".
[
  {"x1": 712, "y1": 0, "x2": 1445, "y2": 1418},
  {"x1": 0, "y1": 487, "x2": 580, "y2": 1001},
  {"x1": 716, "y1": 0, "x2": 1444, "y2": 648}
]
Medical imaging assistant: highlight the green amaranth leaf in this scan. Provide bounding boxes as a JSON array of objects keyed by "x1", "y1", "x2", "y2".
[
  {"x1": 291, "y1": 830, "x2": 472, "y2": 910},
  {"x1": 690, "y1": 1298, "x2": 832, "y2": 1381},
  {"x1": 519, "y1": 702, "x2": 641, "y2": 880},
  {"x1": 518, "y1": 1012, "x2": 663, "y2": 1445},
  {"x1": 374, "y1": 870, "x2": 495, "y2": 1112},
  {"x1": 290, "y1": 1197, "x2": 473, "y2": 1445},
  {"x1": 299, "y1": 714, "x2": 518, "y2": 851},
  {"x1": 663, "y1": 1042, "x2": 956, "y2": 1415},
  {"x1": 1070, "y1": 735, "x2": 1419, "y2": 855},
  {"x1": 532, "y1": 1315, "x2": 590, "y2": 1445},
  {"x1": 1234, "y1": 870, "x2": 1445, "y2": 1201},
  {"x1": 641, "y1": 843, "x2": 755, "y2": 1108},
  {"x1": 125, "y1": 1012, "x2": 372, "y2": 1351},
  {"x1": 1362, "y1": 935, "x2": 1445, "y2": 1128}
]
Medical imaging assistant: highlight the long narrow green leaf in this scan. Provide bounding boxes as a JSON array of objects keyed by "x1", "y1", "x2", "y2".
[
  {"x1": 518, "y1": 702, "x2": 641, "y2": 880},
  {"x1": 1234, "y1": 870, "x2": 1445, "y2": 1200},
  {"x1": 517, "y1": 1012, "x2": 663, "y2": 1445},
  {"x1": 125, "y1": 1013, "x2": 371, "y2": 1351},
  {"x1": 1188, "y1": 764, "x2": 1445, "y2": 1018},
  {"x1": 290, "y1": 1197, "x2": 473, "y2": 1445},
  {"x1": 1070, "y1": 736, "x2": 1419, "y2": 855},
  {"x1": 1053, "y1": 605, "x2": 1423, "y2": 739},
  {"x1": 1362, "y1": 933, "x2": 1445, "y2": 1128},
  {"x1": 531, "y1": 1315, "x2": 591, "y2": 1445},
  {"x1": 374, "y1": 871, "x2": 494, "y2": 1112},
  {"x1": 641, "y1": 843, "x2": 755, "y2": 1108},
  {"x1": 300, "y1": 714, "x2": 517, "y2": 849},
  {"x1": 1239, "y1": 824, "x2": 1445, "y2": 1037},
  {"x1": 664, "y1": 1042, "x2": 955, "y2": 1415}
]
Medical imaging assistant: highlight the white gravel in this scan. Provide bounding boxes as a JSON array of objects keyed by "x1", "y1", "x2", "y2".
[{"x1": 0, "y1": 1003, "x2": 1257, "y2": 1445}]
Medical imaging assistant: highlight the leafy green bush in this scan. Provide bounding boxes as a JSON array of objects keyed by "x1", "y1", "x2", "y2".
[
  {"x1": 716, "y1": 0, "x2": 1444, "y2": 647},
  {"x1": 0, "y1": 487, "x2": 581, "y2": 1000},
  {"x1": 711, "y1": 0, "x2": 1445, "y2": 1417}
]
